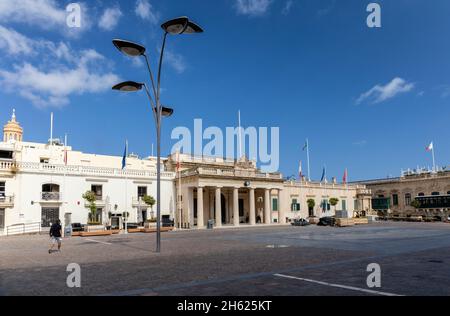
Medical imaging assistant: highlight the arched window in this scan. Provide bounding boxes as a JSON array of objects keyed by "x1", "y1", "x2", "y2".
[
  {"x1": 418, "y1": 193, "x2": 425, "y2": 197},
  {"x1": 405, "y1": 193, "x2": 412, "y2": 206}
]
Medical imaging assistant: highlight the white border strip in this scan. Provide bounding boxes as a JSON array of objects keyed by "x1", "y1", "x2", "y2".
[
  {"x1": 274, "y1": 274, "x2": 403, "y2": 296},
  {"x1": 85, "y1": 238, "x2": 112, "y2": 245}
]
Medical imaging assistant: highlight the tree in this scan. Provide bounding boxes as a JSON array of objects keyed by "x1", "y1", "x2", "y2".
[
  {"x1": 142, "y1": 195, "x2": 156, "y2": 208},
  {"x1": 307, "y1": 199, "x2": 316, "y2": 216},
  {"x1": 329, "y1": 198, "x2": 339, "y2": 212},
  {"x1": 410, "y1": 199, "x2": 421, "y2": 209},
  {"x1": 82, "y1": 191, "x2": 97, "y2": 224}
]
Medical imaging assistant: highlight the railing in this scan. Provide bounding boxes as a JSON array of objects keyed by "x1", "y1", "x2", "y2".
[
  {"x1": 41, "y1": 192, "x2": 61, "y2": 201},
  {"x1": 0, "y1": 195, "x2": 15, "y2": 205},
  {"x1": 172, "y1": 153, "x2": 238, "y2": 165},
  {"x1": 6, "y1": 222, "x2": 41, "y2": 236},
  {"x1": 0, "y1": 161, "x2": 176, "y2": 179},
  {"x1": 190, "y1": 167, "x2": 283, "y2": 180}
]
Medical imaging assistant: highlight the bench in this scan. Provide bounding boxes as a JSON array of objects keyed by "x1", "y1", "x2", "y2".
[{"x1": 80, "y1": 231, "x2": 113, "y2": 237}]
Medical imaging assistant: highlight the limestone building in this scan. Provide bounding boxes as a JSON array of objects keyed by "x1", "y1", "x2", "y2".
[
  {"x1": 359, "y1": 169, "x2": 450, "y2": 221},
  {"x1": 0, "y1": 110, "x2": 372, "y2": 235}
]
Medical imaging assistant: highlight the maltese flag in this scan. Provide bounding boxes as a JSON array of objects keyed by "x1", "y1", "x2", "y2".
[{"x1": 426, "y1": 142, "x2": 434, "y2": 152}]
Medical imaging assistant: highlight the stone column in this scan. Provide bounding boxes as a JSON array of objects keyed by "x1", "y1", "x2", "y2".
[
  {"x1": 264, "y1": 189, "x2": 271, "y2": 224},
  {"x1": 249, "y1": 188, "x2": 256, "y2": 226},
  {"x1": 197, "y1": 186, "x2": 204, "y2": 229},
  {"x1": 233, "y1": 187, "x2": 240, "y2": 226},
  {"x1": 278, "y1": 189, "x2": 285, "y2": 224},
  {"x1": 215, "y1": 187, "x2": 222, "y2": 227}
]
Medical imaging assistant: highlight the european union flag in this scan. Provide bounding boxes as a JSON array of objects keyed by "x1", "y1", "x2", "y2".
[
  {"x1": 122, "y1": 141, "x2": 128, "y2": 170},
  {"x1": 320, "y1": 166, "x2": 326, "y2": 182}
]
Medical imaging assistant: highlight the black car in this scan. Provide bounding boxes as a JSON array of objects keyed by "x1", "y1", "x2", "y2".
[
  {"x1": 291, "y1": 218, "x2": 310, "y2": 227},
  {"x1": 71, "y1": 223, "x2": 85, "y2": 232},
  {"x1": 317, "y1": 217, "x2": 336, "y2": 227},
  {"x1": 162, "y1": 215, "x2": 174, "y2": 227}
]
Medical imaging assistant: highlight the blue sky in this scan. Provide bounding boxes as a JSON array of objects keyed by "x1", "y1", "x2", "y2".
[{"x1": 0, "y1": 0, "x2": 449, "y2": 181}]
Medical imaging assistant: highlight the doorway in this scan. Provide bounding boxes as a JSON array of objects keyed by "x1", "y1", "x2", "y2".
[
  {"x1": 0, "y1": 209, "x2": 4, "y2": 230},
  {"x1": 41, "y1": 208, "x2": 60, "y2": 227}
]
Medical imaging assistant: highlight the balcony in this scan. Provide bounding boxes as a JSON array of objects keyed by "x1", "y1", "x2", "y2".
[
  {"x1": 84, "y1": 196, "x2": 106, "y2": 207},
  {"x1": 0, "y1": 195, "x2": 14, "y2": 208},
  {"x1": 41, "y1": 192, "x2": 62, "y2": 201},
  {"x1": 132, "y1": 197, "x2": 152, "y2": 207}
]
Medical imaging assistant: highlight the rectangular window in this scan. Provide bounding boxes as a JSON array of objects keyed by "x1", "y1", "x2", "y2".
[
  {"x1": 392, "y1": 194, "x2": 399, "y2": 206},
  {"x1": 91, "y1": 185, "x2": 103, "y2": 200},
  {"x1": 342, "y1": 200, "x2": 347, "y2": 211},
  {"x1": 354, "y1": 199, "x2": 359, "y2": 210},
  {"x1": 272, "y1": 198, "x2": 278, "y2": 211},
  {"x1": 0, "y1": 182, "x2": 5, "y2": 198},
  {"x1": 405, "y1": 194, "x2": 411, "y2": 206},
  {"x1": 291, "y1": 199, "x2": 300, "y2": 211},
  {"x1": 138, "y1": 186, "x2": 147, "y2": 198}
]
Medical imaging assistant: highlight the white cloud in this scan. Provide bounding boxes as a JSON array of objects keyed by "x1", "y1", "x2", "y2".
[
  {"x1": 0, "y1": 25, "x2": 35, "y2": 55},
  {"x1": 356, "y1": 77, "x2": 415, "y2": 105},
  {"x1": 0, "y1": 25, "x2": 77, "y2": 62},
  {"x1": 135, "y1": 0, "x2": 159, "y2": 24},
  {"x1": 99, "y1": 6, "x2": 123, "y2": 31},
  {"x1": 0, "y1": 60, "x2": 119, "y2": 108},
  {"x1": 164, "y1": 50, "x2": 187, "y2": 74},
  {"x1": 0, "y1": 0, "x2": 91, "y2": 36},
  {"x1": 353, "y1": 140, "x2": 367, "y2": 146},
  {"x1": 282, "y1": 0, "x2": 294, "y2": 15},
  {"x1": 0, "y1": 30, "x2": 119, "y2": 108},
  {"x1": 0, "y1": 0, "x2": 66, "y2": 29},
  {"x1": 317, "y1": 0, "x2": 336, "y2": 17},
  {"x1": 235, "y1": 0, "x2": 272, "y2": 17}
]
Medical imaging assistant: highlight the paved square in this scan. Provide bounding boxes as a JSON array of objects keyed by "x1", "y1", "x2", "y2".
[{"x1": 1, "y1": 222, "x2": 450, "y2": 296}]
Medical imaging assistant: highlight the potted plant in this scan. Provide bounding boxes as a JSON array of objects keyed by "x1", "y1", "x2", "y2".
[
  {"x1": 329, "y1": 198, "x2": 339, "y2": 213},
  {"x1": 145, "y1": 218, "x2": 157, "y2": 229},
  {"x1": 83, "y1": 191, "x2": 103, "y2": 231},
  {"x1": 307, "y1": 199, "x2": 318, "y2": 224}
]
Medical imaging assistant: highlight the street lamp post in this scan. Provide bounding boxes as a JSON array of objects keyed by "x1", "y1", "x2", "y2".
[{"x1": 112, "y1": 17, "x2": 203, "y2": 253}]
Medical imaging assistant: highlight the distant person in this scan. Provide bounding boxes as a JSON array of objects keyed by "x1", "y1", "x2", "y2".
[{"x1": 49, "y1": 220, "x2": 62, "y2": 254}]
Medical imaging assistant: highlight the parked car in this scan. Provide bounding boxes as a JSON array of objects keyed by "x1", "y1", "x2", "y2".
[
  {"x1": 317, "y1": 217, "x2": 336, "y2": 227},
  {"x1": 71, "y1": 223, "x2": 85, "y2": 232},
  {"x1": 291, "y1": 218, "x2": 310, "y2": 227},
  {"x1": 125, "y1": 223, "x2": 139, "y2": 229},
  {"x1": 162, "y1": 215, "x2": 174, "y2": 227}
]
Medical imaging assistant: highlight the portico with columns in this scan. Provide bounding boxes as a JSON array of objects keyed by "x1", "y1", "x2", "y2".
[{"x1": 169, "y1": 155, "x2": 285, "y2": 229}]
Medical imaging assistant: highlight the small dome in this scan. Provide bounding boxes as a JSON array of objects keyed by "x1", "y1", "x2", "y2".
[{"x1": 3, "y1": 109, "x2": 23, "y2": 142}]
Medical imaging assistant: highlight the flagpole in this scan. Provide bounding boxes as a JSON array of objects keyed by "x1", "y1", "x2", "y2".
[
  {"x1": 432, "y1": 146, "x2": 436, "y2": 173},
  {"x1": 306, "y1": 138, "x2": 311, "y2": 181},
  {"x1": 63, "y1": 133, "x2": 67, "y2": 237},
  {"x1": 124, "y1": 140, "x2": 128, "y2": 235}
]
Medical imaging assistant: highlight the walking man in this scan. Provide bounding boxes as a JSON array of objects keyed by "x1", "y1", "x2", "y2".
[{"x1": 49, "y1": 219, "x2": 62, "y2": 254}]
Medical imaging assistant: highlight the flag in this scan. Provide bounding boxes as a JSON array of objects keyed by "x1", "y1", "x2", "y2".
[
  {"x1": 426, "y1": 142, "x2": 433, "y2": 152},
  {"x1": 320, "y1": 166, "x2": 326, "y2": 183},
  {"x1": 298, "y1": 161, "x2": 303, "y2": 179},
  {"x1": 122, "y1": 141, "x2": 128, "y2": 170},
  {"x1": 343, "y1": 168, "x2": 348, "y2": 184},
  {"x1": 302, "y1": 141, "x2": 308, "y2": 151}
]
